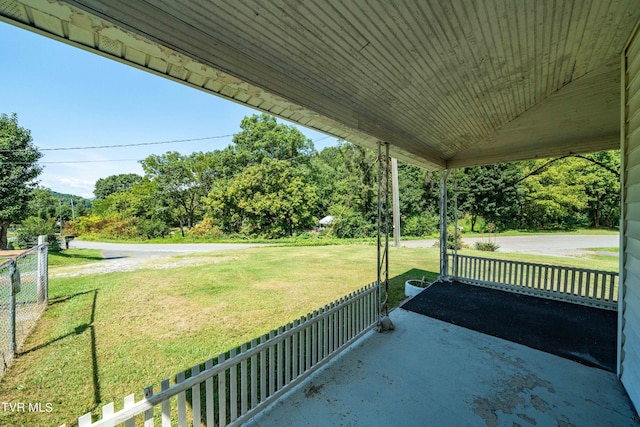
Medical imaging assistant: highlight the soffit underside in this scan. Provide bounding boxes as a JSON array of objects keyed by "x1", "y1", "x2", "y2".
[{"x1": 1, "y1": 0, "x2": 638, "y2": 169}]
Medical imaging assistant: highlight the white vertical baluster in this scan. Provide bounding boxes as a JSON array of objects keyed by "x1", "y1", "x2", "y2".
[
  {"x1": 161, "y1": 379, "x2": 170, "y2": 427},
  {"x1": 260, "y1": 334, "x2": 267, "y2": 402},
  {"x1": 292, "y1": 320, "x2": 299, "y2": 380},
  {"x1": 123, "y1": 394, "x2": 135, "y2": 427},
  {"x1": 102, "y1": 402, "x2": 115, "y2": 427},
  {"x1": 241, "y1": 343, "x2": 248, "y2": 415},
  {"x1": 609, "y1": 273, "x2": 616, "y2": 302},
  {"x1": 177, "y1": 372, "x2": 187, "y2": 427},
  {"x1": 306, "y1": 314, "x2": 312, "y2": 371},
  {"x1": 269, "y1": 330, "x2": 276, "y2": 396},
  {"x1": 229, "y1": 348, "x2": 237, "y2": 422},
  {"x1": 324, "y1": 304, "x2": 335, "y2": 357},
  {"x1": 78, "y1": 412, "x2": 92, "y2": 427},
  {"x1": 205, "y1": 359, "x2": 214, "y2": 427},
  {"x1": 298, "y1": 317, "x2": 305, "y2": 375},
  {"x1": 277, "y1": 326, "x2": 284, "y2": 390},
  {"x1": 218, "y1": 353, "x2": 226, "y2": 427},
  {"x1": 311, "y1": 312, "x2": 318, "y2": 366},
  {"x1": 285, "y1": 323, "x2": 291, "y2": 385},
  {"x1": 250, "y1": 339, "x2": 258, "y2": 409},
  {"x1": 191, "y1": 365, "x2": 201, "y2": 427},
  {"x1": 338, "y1": 301, "x2": 342, "y2": 348},
  {"x1": 144, "y1": 386, "x2": 154, "y2": 427}
]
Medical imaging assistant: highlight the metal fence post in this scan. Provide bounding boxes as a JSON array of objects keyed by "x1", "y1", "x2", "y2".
[
  {"x1": 8, "y1": 260, "x2": 18, "y2": 356},
  {"x1": 37, "y1": 235, "x2": 46, "y2": 303}
]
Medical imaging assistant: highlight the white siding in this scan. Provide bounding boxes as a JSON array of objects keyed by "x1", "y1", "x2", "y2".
[{"x1": 621, "y1": 22, "x2": 640, "y2": 413}]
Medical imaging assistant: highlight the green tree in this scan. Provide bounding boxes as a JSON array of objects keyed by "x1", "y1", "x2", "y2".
[
  {"x1": 0, "y1": 113, "x2": 42, "y2": 249},
  {"x1": 314, "y1": 142, "x2": 377, "y2": 237},
  {"x1": 397, "y1": 164, "x2": 439, "y2": 236},
  {"x1": 141, "y1": 151, "x2": 216, "y2": 234},
  {"x1": 16, "y1": 216, "x2": 60, "y2": 251},
  {"x1": 205, "y1": 158, "x2": 318, "y2": 238},
  {"x1": 94, "y1": 173, "x2": 143, "y2": 199},
  {"x1": 458, "y1": 163, "x2": 524, "y2": 231},
  {"x1": 574, "y1": 152, "x2": 620, "y2": 228},
  {"x1": 88, "y1": 178, "x2": 171, "y2": 239},
  {"x1": 28, "y1": 187, "x2": 59, "y2": 220},
  {"x1": 519, "y1": 159, "x2": 587, "y2": 229},
  {"x1": 227, "y1": 114, "x2": 315, "y2": 173}
]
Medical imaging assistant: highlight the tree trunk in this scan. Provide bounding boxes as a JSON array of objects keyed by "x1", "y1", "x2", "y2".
[
  {"x1": 178, "y1": 218, "x2": 185, "y2": 237},
  {"x1": 0, "y1": 221, "x2": 9, "y2": 250}
]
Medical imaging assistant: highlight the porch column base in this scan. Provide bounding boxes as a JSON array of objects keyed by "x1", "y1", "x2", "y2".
[{"x1": 377, "y1": 316, "x2": 395, "y2": 332}]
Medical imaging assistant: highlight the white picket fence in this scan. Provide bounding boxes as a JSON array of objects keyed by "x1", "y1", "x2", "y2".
[
  {"x1": 63, "y1": 282, "x2": 379, "y2": 427},
  {"x1": 448, "y1": 254, "x2": 618, "y2": 310}
]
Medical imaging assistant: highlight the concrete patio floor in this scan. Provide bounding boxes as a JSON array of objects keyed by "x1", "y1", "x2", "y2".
[{"x1": 246, "y1": 308, "x2": 638, "y2": 427}]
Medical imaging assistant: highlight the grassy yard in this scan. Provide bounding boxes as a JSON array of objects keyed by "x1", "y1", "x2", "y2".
[
  {"x1": 0, "y1": 245, "x2": 618, "y2": 426},
  {"x1": 48, "y1": 248, "x2": 104, "y2": 267}
]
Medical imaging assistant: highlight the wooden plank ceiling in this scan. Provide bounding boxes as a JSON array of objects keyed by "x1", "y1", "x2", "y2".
[{"x1": 1, "y1": 0, "x2": 639, "y2": 169}]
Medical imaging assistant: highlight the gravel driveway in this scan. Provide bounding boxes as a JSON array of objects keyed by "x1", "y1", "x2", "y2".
[
  {"x1": 68, "y1": 240, "x2": 267, "y2": 258},
  {"x1": 52, "y1": 241, "x2": 267, "y2": 278}
]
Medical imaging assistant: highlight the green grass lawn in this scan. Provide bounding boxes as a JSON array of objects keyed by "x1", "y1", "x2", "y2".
[
  {"x1": 48, "y1": 248, "x2": 104, "y2": 267},
  {"x1": 0, "y1": 245, "x2": 619, "y2": 426}
]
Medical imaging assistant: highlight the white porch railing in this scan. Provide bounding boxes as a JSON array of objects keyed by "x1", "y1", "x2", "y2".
[
  {"x1": 448, "y1": 254, "x2": 618, "y2": 310},
  {"x1": 63, "y1": 282, "x2": 379, "y2": 427}
]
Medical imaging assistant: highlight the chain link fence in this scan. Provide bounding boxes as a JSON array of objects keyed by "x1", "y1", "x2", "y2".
[{"x1": 0, "y1": 237, "x2": 48, "y2": 377}]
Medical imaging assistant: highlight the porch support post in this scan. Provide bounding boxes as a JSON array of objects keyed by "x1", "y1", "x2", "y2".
[
  {"x1": 452, "y1": 170, "x2": 459, "y2": 281},
  {"x1": 391, "y1": 158, "x2": 401, "y2": 247},
  {"x1": 377, "y1": 142, "x2": 393, "y2": 331},
  {"x1": 439, "y1": 170, "x2": 450, "y2": 280}
]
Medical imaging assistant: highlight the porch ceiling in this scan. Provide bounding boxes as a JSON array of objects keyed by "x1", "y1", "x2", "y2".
[{"x1": 1, "y1": 1, "x2": 638, "y2": 169}]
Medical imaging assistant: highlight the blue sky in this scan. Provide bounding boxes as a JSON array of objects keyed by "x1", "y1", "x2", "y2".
[{"x1": 0, "y1": 22, "x2": 339, "y2": 198}]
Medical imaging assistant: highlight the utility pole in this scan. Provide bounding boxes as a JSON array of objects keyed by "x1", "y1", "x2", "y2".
[
  {"x1": 59, "y1": 199, "x2": 63, "y2": 235},
  {"x1": 70, "y1": 199, "x2": 75, "y2": 221},
  {"x1": 391, "y1": 158, "x2": 401, "y2": 247}
]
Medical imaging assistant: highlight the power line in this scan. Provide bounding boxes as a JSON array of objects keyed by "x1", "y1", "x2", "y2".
[
  {"x1": 0, "y1": 135, "x2": 337, "y2": 165},
  {"x1": 0, "y1": 159, "x2": 141, "y2": 165},
  {"x1": 45, "y1": 159, "x2": 141, "y2": 164},
  {"x1": 42, "y1": 135, "x2": 234, "y2": 151},
  {"x1": 1, "y1": 150, "x2": 320, "y2": 166},
  {"x1": 0, "y1": 135, "x2": 234, "y2": 152},
  {"x1": 0, "y1": 134, "x2": 334, "y2": 152}
]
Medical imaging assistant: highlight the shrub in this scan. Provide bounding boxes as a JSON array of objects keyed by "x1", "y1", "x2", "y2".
[
  {"x1": 474, "y1": 241, "x2": 500, "y2": 252},
  {"x1": 16, "y1": 216, "x2": 61, "y2": 252},
  {"x1": 188, "y1": 218, "x2": 222, "y2": 239},
  {"x1": 447, "y1": 227, "x2": 464, "y2": 250},
  {"x1": 432, "y1": 227, "x2": 465, "y2": 250},
  {"x1": 74, "y1": 214, "x2": 139, "y2": 239},
  {"x1": 402, "y1": 214, "x2": 438, "y2": 237},
  {"x1": 330, "y1": 210, "x2": 375, "y2": 238},
  {"x1": 139, "y1": 218, "x2": 170, "y2": 239}
]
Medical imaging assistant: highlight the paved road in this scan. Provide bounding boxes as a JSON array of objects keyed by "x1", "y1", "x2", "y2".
[
  {"x1": 401, "y1": 234, "x2": 619, "y2": 257},
  {"x1": 70, "y1": 234, "x2": 619, "y2": 258},
  {"x1": 69, "y1": 240, "x2": 267, "y2": 258}
]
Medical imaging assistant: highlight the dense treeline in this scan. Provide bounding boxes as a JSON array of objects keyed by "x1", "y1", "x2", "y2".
[{"x1": 39, "y1": 114, "x2": 619, "y2": 241}]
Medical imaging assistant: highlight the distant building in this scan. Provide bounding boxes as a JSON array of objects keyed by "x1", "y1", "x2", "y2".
[{"x1": 318, "y1": 216, "x2": 334, "y2": 230}]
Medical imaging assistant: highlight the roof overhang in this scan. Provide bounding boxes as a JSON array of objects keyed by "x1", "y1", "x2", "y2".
[{"x1": 1, "y1": 0, "x2": 638, "y2": 169}]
